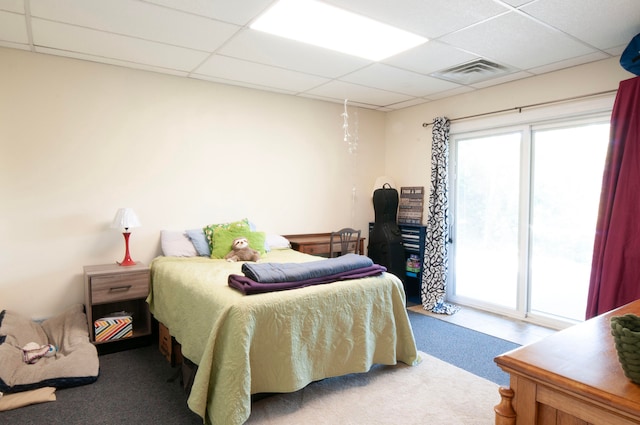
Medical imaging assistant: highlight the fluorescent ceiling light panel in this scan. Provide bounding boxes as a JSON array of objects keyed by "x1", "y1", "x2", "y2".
[{"x1": 250, "y1": 0, "x2": 427, "y2": 61}]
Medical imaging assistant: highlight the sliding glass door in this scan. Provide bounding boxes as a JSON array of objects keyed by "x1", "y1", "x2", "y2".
[{"x1": 450, "y1": 119, "x2": 609, "y2": 326}]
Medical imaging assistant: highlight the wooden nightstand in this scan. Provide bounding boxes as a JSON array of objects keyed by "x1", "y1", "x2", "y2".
[{"x1": 83, "y1": 263, "x2": 151, "y2": 345}]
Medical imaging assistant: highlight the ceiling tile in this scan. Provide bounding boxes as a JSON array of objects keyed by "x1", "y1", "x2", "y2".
[
  {"x1": 35, "y1": 46, "x2": 191, "y2": 77},
  {"x1": 191, "y1": 74, "x2": 298, "y2": 95},
  {"x1": 0, "y1": 0, "x2": 24, "y2": 13},
  {"x1": 0, "y1": 10, "x2": 28, "y2": 44},
  {"x1": 327, "y1": 0, "x2": 509, "y2": 39},
  {"x1": 526, "y1": 51, "x2": 610, "y2": 76},
  {"x1": 605, "y1": 45, "x2": 628, "y2": 56},
  {"x1": 31, "y1": 19, "x2": 209, "y2": 71},
  {"x1": 340, "y1": 63, "x2": 461, "y2": 96},
  {"x1": 498, "y1": 0, "x2": 531, "y2": 6},
  {"x1": 521, "y1": 0, "x2": 640, "y2": 50},
  {"x1": 384, "y1": 40, "x2": 478, "y2": 75},
  {"x1": 31, "y1": 0, "x2": 239, "y2": 52},
  {"x1": 141, "y1": 0, "x2": 273, "y2": 26},
  {"x1": 384, "y1": 97, "x2": 434, "y2": 110},
  {"x1": 470, "y1": 70, "x2": 533, "y2": 89},
  {"x1": 305, "y1": 80, "x2": 414, "y2": 107},
  {"x1": 425, "y1": 85, "x2": 475, "y2": 100},
  {"x1": 298, "y1": 92, "x2": 374, "y2": 108},
  {"x1": 218, "y1": 29, "x2": 372, "y2": 78},
  {"x1": 440, "y1": 11, "x2": 597, "y2": 70},
  {"x1": 193, "y1": 55, "x2": 331, "y2": 93}
]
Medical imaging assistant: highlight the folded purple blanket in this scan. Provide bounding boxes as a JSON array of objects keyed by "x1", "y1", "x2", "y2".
[
  {"x1": 228, "y1": 264, "x2": 387, "y2": 295},
  {"x1": 241, "y1": 253, "x2": 374, "y2": 283}
]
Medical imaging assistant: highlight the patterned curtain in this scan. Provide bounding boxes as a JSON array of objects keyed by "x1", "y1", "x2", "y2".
[{"x1": 421, "y1": 117, "x2": 459, "y2": 314}]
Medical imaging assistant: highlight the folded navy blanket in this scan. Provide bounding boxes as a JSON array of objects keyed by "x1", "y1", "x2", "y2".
[
  {"x1": 228, "y1": 264, "x2": 387, "y2": 295},
  {"x1": 241, "y1": 253, "x2": 374, "y2": 283}
]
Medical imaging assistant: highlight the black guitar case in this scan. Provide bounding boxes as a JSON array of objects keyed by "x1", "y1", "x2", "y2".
[{"x1": 368, "y1": 184, "x2": 406, "y2": 287}]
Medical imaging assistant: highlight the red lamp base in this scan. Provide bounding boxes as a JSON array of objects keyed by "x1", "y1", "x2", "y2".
[{"x1": 118, "y1": 232, "x2": 137, "y2": 266}]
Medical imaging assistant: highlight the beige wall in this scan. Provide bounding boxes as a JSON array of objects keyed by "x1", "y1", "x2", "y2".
[
  {"x1": 0, "y1": 46, "x2": 634, "y2": 319},
  {"x1": 0, "y1": 47, "x2": 385, "y2": 318}
]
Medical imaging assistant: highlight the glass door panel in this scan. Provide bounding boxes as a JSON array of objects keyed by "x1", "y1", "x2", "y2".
[
  {"x1": 453, "y1": 132, "x2": 522, "y2": 309},
  {"x1": 529, "y1": 123, "x2": 609, "y2": 322}
]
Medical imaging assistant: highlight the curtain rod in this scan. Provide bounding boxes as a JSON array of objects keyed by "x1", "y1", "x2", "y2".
[{"x1": 421, "y1": 89, "x2": 618, "y2": 127}]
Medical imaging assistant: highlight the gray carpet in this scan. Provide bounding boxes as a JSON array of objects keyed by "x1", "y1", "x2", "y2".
[
  {"x1": 1, "y1": 342, "x2": 201, "y2": 425},
  {"x1": 1, "y1": 311, "x2": 519, "y2": 424},
  {"x1": 407, "y1": 310, "x2": 519, "y2": 386}
]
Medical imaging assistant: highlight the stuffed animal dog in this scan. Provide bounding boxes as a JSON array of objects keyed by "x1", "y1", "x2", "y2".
[{"x1": 225, "y1": 237, "x2": 260, "y2": 262}]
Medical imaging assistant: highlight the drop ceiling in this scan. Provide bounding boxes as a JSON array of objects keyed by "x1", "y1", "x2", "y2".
[{"x1": 1, "y1": 0, "x2": 638, "y2": 110}]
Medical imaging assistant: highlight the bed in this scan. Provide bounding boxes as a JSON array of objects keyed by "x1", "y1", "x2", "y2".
[{"x1": 147, "y1": 248, "x2": 419, "y2": 425}]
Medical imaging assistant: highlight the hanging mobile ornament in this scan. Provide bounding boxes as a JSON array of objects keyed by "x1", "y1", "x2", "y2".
[{"x1": 342, "y1": 99, "x2": 351, "y2": 143}]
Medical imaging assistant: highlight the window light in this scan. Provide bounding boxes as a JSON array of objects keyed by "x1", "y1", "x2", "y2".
[{"x1": 250, "y1": 0, "x2": 428, "y2": 61}]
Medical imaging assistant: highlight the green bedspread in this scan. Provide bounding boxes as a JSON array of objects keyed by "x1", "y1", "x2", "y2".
[{"x1": 147, "y1": 249, "x2": 418, "y2": 425}]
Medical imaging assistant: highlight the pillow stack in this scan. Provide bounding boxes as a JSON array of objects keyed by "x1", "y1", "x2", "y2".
[{"x1": 160, "y1": 218, "x2": 286, "y2": 258}]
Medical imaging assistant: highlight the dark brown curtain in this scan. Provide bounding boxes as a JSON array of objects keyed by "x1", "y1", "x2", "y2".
[{"x1": 586, "y1": 76, "x2": 640, "y2": 319}]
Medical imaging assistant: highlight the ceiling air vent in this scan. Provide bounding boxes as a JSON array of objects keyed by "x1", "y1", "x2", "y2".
[{"x1": 431, "y1": 59, "x2": 515, "y2": 85}]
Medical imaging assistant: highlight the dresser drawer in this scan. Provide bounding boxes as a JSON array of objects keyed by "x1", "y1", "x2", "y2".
[
  {"x1": 91, "y1": 271, "x2": 149, "y2": 304},
  {"x1": 300, "y1": 241, "x2": 359, "y2": 255},
  {"x1": 299, "y1": 243, "x2": 330, "y2": 255}
]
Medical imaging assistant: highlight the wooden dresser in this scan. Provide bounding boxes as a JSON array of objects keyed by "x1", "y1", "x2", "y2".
[
  {"x1": 494, "y1": 299, "x2": 640, "y2": 425},
  {"x1": 284, "y1": 233, "x2": 365, "y2": 257}
]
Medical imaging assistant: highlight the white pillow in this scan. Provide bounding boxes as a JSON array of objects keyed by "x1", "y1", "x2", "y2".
[
  {"x1": 265, "y1": 234, "x2": 291, "y2": 250},
  {"x1": 160, "y1": 230, "x2": 198, "y2": 257}
]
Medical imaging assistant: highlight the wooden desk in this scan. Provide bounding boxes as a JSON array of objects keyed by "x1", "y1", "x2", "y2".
[
  {"x1": 283, "y1": 233, "x2": 365, "y2": 257},
  {"x1": 494, "y1": 299, "x2": 640, "y2": 425}
]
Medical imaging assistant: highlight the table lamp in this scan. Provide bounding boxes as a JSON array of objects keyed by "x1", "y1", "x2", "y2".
[{"x1": 111, "y1": 208, "x2": 141, "y2": 266}]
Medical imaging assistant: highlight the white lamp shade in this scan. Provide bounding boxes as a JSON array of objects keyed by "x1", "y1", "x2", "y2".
[{"x1": 111, "y1": 208, "x2": 141, "y2": 230}]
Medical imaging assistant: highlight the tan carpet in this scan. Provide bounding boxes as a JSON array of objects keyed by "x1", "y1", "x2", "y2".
[{"x1": 246, "y1": 352, "x2": 499, "y2": 425}]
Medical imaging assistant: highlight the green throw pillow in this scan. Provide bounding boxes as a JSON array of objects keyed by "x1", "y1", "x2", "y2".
[
  {"x1": 203, "y1": 219, "x2": 250, "y2": 253},
  {"x1": 211, "y1": 227, "x2": 266, "y2": 259}
]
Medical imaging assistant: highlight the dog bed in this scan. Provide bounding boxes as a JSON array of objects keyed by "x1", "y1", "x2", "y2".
[{"x1": 0, "y1": 303, "x2": 99, "y2": 393}]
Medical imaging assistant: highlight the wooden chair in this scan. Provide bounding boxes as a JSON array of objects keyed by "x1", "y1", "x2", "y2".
[{"x1": 329, "y1": 228, "x2": 361, "y2": 257}]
